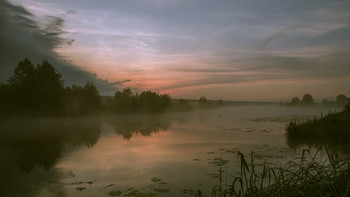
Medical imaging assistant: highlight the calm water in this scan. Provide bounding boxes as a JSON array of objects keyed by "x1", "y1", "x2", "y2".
[{"x1": 0, "y1": 105, "x2": 337, "y2": 197}]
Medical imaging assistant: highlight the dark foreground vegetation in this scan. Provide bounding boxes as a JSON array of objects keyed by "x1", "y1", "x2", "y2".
[
  {"x1": 205, "y1": 150, "x2": 350, "y2": 197},
  {"x1": 200, "y1": 103, "x2": 350, "y2": 197},
  {"x1": 286, "y1": 103, "x2": 350, "y2": 154}
]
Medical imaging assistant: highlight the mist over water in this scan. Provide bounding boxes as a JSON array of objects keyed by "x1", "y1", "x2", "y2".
[{"x1": 0, "y1": 105, "x2": 338, "y2": 197}]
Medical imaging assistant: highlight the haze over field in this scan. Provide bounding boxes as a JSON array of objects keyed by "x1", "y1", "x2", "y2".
[{"x1": 1, "y1": 0, "x2": 350, "y2": 100}]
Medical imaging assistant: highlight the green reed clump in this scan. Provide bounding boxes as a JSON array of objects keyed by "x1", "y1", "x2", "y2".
[
  {"x1": 210, "y1": 149, "x2": 350, "y2": 197},
  {"x1": 286, "y1": 102, "x2": 350, "y2": 154}
]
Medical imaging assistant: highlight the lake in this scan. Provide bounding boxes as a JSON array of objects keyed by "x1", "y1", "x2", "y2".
[{"x1": 0, "y1": 105, "x2": 338, "y2": 197}]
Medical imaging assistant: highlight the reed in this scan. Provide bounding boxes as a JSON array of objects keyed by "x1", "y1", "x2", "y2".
[
  {"x1": 207, "y1": 105, "x2": 350, "y2": 196},
  {"x1": 209, "y1": 149, "x2": 350, "y2": 197},
  {"x1": 286, "y1": 103, "x2": 350, "y2": 155}
]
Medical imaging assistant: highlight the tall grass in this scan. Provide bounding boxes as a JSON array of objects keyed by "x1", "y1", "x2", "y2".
[
  {"x1": 286, "y1": 103, "x2": 350, "y2": 155},
  {"x1": 206, "y1": 103, "x2": 350, "y2": 196},
  {"x1": 209, "y1": 149, "x2": 350, "y2": 197}
]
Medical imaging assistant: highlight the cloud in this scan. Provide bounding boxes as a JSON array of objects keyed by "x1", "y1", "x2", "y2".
[
  {"x1": 0, "y1": 0, "x2": 116, "y2": 94},
  {"x1": 262, "y1": 27, "x2": 286, "y2": 50},
  {"x1": 154, "y1": 47, "x2": 350, "y2": 92},
  {"x1": 110, "y1": 79, "x2": 132, "y2": 85}
]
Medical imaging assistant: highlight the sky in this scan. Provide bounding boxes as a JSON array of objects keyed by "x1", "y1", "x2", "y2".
[{"x1": 1, "y1": 0, "x2": 350, "y2": 101}]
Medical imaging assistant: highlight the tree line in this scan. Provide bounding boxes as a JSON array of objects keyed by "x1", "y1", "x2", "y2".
[
  {"x1": 289, "y1": 93, "x2": 349, "y2": 107},
  {"x1": 0, "y1": 59, "x2": 175, "y2": 116},
  {"x1": 0, "y1": 59, "x2": 229, "y2": 116}
]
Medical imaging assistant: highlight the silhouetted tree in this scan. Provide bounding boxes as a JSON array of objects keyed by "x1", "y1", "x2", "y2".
[
  {"x1": 290, "y1": 97, "x2": 300, "y2": 106},
  {"x1": 336, "y1": 94, "x2": 348, "y2": 106},
  {"x1": 322, "y1": 99, "x2": 329, "y2": 106},
  {"x1": 35, "y1": 60, "x2": 65, "y2": 111},
  {"x1": 63, "y1": 82, "x2": 101, "y2": 115},
  {"x1": 301, "y1": 94, "x2": 315, "y2": 105},
  {"x1": 217, "y1": 99, "x2": 224, "y2": 106},
  {"x1": 198, "y1": 96, "x2": 213, "y2": 109},
  {"x1": 109, "y1": 88, "x2": 171, "y2": 113},
  {"x1": 112, "y1": 88, "x2": 137, "y2": 113},
  {"x1": 0, "y1": 59, "x2": 64, "y2": 113},
  {"x1": 138, "y1": 91, "x2": 171, "y2": 113},
  {"x1": 173, "y1": 98, "x2": 193, "y2": 112},
  {"x1": 199, "y1": 96, "x2": 210, "y2": 105}
]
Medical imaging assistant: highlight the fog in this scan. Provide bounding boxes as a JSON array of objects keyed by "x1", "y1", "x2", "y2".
[{"x1": 0, "y1": 105, "x2": 341, "y2": 196}]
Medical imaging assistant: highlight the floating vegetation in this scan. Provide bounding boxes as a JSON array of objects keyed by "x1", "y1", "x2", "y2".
[
  {"x1": 108, "y1": 189, "x2": 122, "y2": 196},
  {"x1": 208, "y1": 157, "x2": 229, "y2": 167},
  {"x1": 259, "y1": 129, "x2": 273, "y2": 133},
  {"x1": 193, "y1": 158, "x2": 201, "y2": 161},
  {"x1": 224, "y1": 147, "x2": 238, "y2": 154},
  {"x1": 250, "y1": 115, "x2": 312, "y2": 123},
  {"x1": 125, "y1": 187, "x2": 135, "y2": 191},
  {"x1": 207, "y1": 152, "x2": 215, "y2": 154},
  {"x1": 68, "y1": 180, "x2": 96, "y2": 186},
  {"x1": 218, "y1": 127, "x2": 242, "y2": 132},
  {"x1": 100, "y1": 184, "x2": 114, "y2": 191},
  {"x1": 181, "y1": 188, "x2": 196, "y2": 195},
  {"x1": 150, "y1": 177, "x2": 162, "y2": 183},
  {"x1": 75, "y1": 187, "x2": 87, "y2": 191},
  {"x1": 124, "y1": 189, "x2": 156, "y2": 197},
  {"x1": 124, "y1": 189, "x2": 143, "y2": 197},
  {"x1": 152, "y1": 188, "x2": 170, "y2": 193}
]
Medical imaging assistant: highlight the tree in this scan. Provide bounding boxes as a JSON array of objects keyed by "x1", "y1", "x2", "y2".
[
  {"x1": 2, "y1": 59, "x2": 64, "y2": 112},
  {"x1": 35, "y1": 60, "x2": 65, "y2": 110},
  {"x1": 110, "y1": 89, "x2": 171, "y2": 113},
  {"x1": 112, "y1": 88, "x2": 136, "y2": 113},
  {"x1": 138, "y1": 91, "x2": 170, "y2": 113},
  {"x1": 63, "y1": 82, "x2": 101, "y2": 115},
  {"x1": 336, "y1": 94, "x2": 348, "y2": 106},
  {"x1": 174, "y1": 98, "x2": 193, "y2": 112},
  {"x1": 217, "y1": 99, "x2": 224, "y2": 106},
  {"x1": 290, "y1": 97, "x2": 300, "y2": 106},
  {"x1": 199, "y1": 96, "x2": 209, "y2": 105},
  {"x1": 321, "y1": 99, "x2": 329, "y2": 106},
  {"x1": 301, "y1": 94, "x2": 315, "y2": 105},
  {"x1": 7, "y1": 58, "x2": 35, "y2": 87}
]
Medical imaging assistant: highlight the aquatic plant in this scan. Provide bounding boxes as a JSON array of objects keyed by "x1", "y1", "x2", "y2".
[
  {"x1": 286, "y1": 103, "x2": 350, "y2": 154},
  {"x1": 209, "y1": 149, "x2": 350, "y2": 197}
]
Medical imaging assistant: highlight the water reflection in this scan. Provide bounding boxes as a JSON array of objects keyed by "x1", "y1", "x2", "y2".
[
  {"x1": 0, "y1": 150, "x2": 66, "y2": 197},
  {"x1": 0, "y1": 117, "x2": 101, "y2": 197},
  {"x1": 0, "y1": 106, "x2": 335, "y2": 196},
  {"x1": 0, "y1": 113, "x2": 191, "y2": 196},
  {"x1": 0, "y1": 117, "x2": 101, "y2": 173},
  {"x1": 286, "y1": 132, "x2": 350, "y2": 155},
  {"x1": 106, "y1": 115, "x2": 171, "y2": 140}
]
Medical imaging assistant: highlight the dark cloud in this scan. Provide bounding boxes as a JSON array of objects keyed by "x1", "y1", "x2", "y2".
[
  {"x1": 0, "y1": 0, "x2": 116, "y2": 95},
  {"x1": 110, "y1": 79, "x2": 132, "y2": 85}
]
